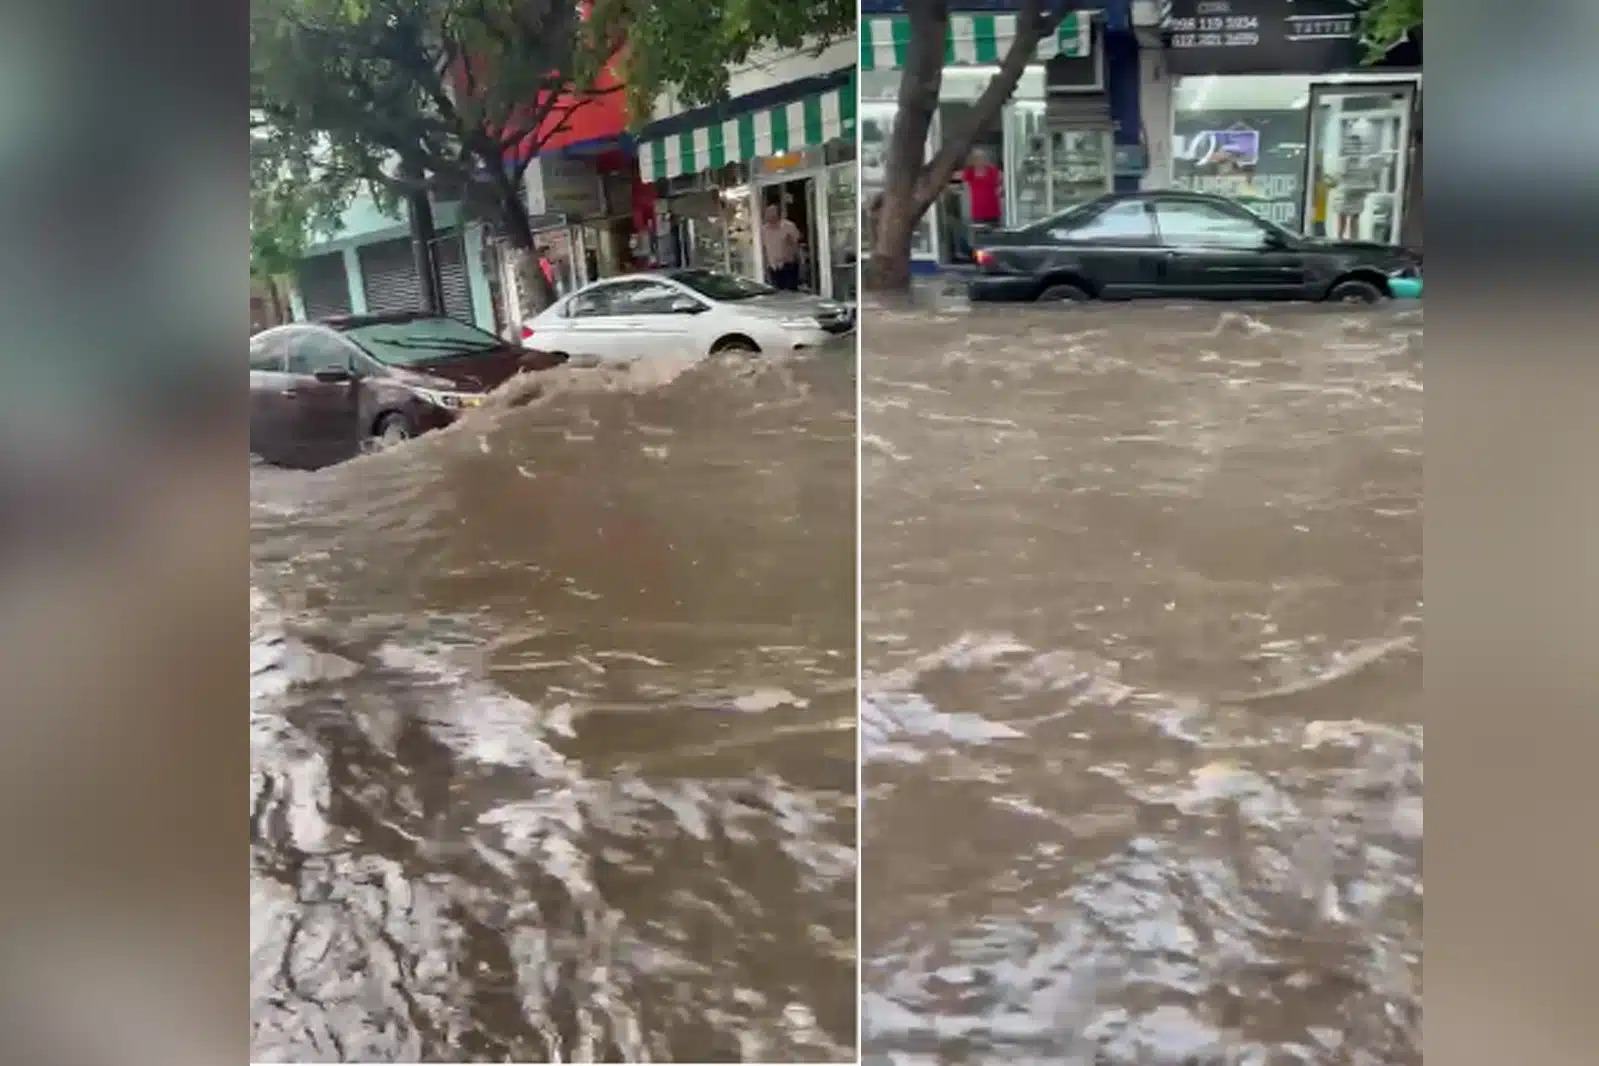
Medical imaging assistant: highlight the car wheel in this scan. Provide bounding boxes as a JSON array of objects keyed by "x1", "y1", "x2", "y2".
[
  {"x1": 367, "y1": 412, "x2": 412, "y2": 452},
  {"x1": 711, "y1": 337, "x2": 760, "y2": 355},
  {"x1": 1037, "y1": 282, "x2": 1091, "y2": 303},
  {"x1": 1328, "y1": 278, "x2": 1385, "y2": 304}
]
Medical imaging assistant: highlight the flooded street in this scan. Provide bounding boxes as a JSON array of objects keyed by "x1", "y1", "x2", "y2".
[
  {"x1": 250, "y1": 353, "x2": 857, "y2": 1062},
  {"x1": 861, "y1": 303, "x2": 1422, "y2": 1064}
]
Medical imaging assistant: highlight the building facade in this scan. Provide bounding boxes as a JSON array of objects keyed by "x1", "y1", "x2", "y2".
[
  {"x1": 1148, "y1": 0, "x2": 1422, "y2": 245},
  {"x1": 287, "y1": 194, "x2": 497, "y2": 331},
  {"x1": 493, "y1": 76, "x2": 651, "y2": 332},
  {"x1": 860, "y1": 0, "x2": 1145, "y2": 272},
  {"x1": 860, "y1": 0, "x2": 1421, "y2": 274},
  {"x1": 634, "y1": 38, "x2": 859, "y2": 300}
]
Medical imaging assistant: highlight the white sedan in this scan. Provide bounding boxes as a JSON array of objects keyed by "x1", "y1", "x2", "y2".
[{"x1": 522, "y1": 269, "x2": 854, "y2": 362}]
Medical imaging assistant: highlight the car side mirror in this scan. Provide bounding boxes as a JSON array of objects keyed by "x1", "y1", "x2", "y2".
[
  {"x1": 1262, "y1": 230, "x2": 1289, "y2": 250},
  {"x1": 313, "y1": 367, "x2": 353, "y2": 383},
  {"x1": 669, "y1": 296, "x2": 706, "y2": 314}
]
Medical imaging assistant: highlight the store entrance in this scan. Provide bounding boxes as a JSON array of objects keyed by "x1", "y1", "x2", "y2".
[
  {"x1": 1303, "y1": 83, "x2": 1415, "y2": 245},
  {"x1": 761, "y1": 178, "x2": 818, "y2": 291},
  {"x1": 937, "y1": 102, "x2": 1005, "y2": 264}
]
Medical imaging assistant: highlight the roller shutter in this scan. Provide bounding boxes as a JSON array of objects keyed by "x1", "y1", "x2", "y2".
[
  {"x1": 433, "y1": 230, "x2": 475, "y2": 322},
  {"x1": 358, "y1": 238, "x2": 425, "y2": 315},
  {"x1": 296, "y1": 252, "x2": 352, "y2": 320},
  {"x1": 357, "y1": 230, "x2": 476, "y2": 321}
]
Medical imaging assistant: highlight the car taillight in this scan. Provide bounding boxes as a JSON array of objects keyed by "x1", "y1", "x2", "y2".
[
  {"x1": 521, "y1": 325, "x2": 534, "y2": 340},
  {"x1": 974, "y1": 248, "x2": 993, "y2": 268}
]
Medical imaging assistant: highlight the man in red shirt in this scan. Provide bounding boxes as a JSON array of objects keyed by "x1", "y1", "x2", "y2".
[{"x1": 960, "y1": 148, "x2": 1004, "y2": 231}]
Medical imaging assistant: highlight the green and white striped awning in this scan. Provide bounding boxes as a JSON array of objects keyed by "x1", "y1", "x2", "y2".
[
  {"x1": 636, "y1": 77, "x2": 857, "y2": 183},
  {"x1": 860, "y1": 12, "x2": 1092, "y2": 71}
]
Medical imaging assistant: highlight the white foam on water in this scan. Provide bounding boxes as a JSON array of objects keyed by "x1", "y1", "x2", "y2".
[{"x1": 730, "y1": 687, "x2": 809, "y2": 713}]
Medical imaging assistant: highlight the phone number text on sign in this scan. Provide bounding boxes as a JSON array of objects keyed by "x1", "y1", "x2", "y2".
[
  {"x1": 1171, "y1": 30, "x2": 1261, "y2": 47},
  {"x1": 1166, "y1": 15, "x2": 1260, "y2": 32}
]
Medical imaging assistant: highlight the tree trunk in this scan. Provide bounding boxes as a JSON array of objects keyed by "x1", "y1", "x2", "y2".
[
  {"x1": 868, "y1": 192, "x2": 918, "y2": 291},
  {"x1": 399, "y1": 159, "x2": 445, "y2": 315},
  {"x1": 867, "y1": 0, "x2": 948, "y2": 292},
  {"x1": 867, "y1": 0, "x2": 1059, "y2": 292},
  {"x1": 496, "y1": 178, "x2": 558, "y2": 315},
  {"x1": 267, "y1": 276, "x2": 286, "y2": 325},
  {"x1": 407, "y1": 188, "x2": 444, "y2": 315}
]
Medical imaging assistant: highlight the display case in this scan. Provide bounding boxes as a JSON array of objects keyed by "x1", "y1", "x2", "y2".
[
  {"x1": 1048, "y1": 129, "x2": 1112, "y2": 214},
  {"x1": 827, "y1": 162, "x2": 858, "y2": 300},
  {"x1": 1007, "y1": 103, "x2": 1051, "y2": 227}
]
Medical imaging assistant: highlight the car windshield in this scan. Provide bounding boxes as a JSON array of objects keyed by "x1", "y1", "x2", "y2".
[
  {"x1": 342, "y1": 317, "x2": 503, "y2": 364},
  {"x1": 667, "y1": 269, "x2": 774, "y2": 302}
]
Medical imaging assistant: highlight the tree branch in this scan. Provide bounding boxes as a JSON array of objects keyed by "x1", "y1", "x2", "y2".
[{"x1": 914, "y1": 0, "x2": 1063, "y2": 210}]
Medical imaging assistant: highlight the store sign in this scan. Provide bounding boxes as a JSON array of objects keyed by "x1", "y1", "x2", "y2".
[
  {"x1": 1163, "y1": 0, "x2": 1374, "y2": 75},
  {"x1": 759, "y1": 148, "x2": 824, "y2": 176},
  {"x1": 526, "y1": 155, "x2": 603, "y2": 219},
  {"x1": 1171, "y1": 106, "x2": 1308, "y2": 230}
]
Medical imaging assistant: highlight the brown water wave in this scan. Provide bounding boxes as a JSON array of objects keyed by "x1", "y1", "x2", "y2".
[
  {"x1": 861, "y1": 303, "x2": 1421, "y2": 1065},
  {"x1": 251, "y1": 351, "x2": 858, "y2": 1062}
]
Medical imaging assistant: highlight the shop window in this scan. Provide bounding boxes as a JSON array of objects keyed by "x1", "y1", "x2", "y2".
[
  {"x1": 827, "y1": 163, "x2": 859, "y2": 300},
  {"x1": 1304, "y1": 84, "x2": 1416, "y2": 244},
  {"x1": 1171, "y1": 74, "x2": 1311, "y2": 232},
  {"x1": 860, "y1": 104, "x2": 936, "y2": 260}
]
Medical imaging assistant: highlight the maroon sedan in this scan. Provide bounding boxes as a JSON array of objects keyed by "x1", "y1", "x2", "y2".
[{"x1": 249, "y1": 312, "x2": 565, "y2": 468}]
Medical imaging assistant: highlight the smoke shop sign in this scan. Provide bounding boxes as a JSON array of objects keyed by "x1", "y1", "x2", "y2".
[{"x1": 1163, "y1": 0, "x2": 1370, "y2": 75}]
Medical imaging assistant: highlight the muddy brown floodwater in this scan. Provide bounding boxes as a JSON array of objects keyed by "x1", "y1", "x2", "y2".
[
  {"x1": 250, "y1": 352, "x2": 858, "y2": 1062},
  {"x1": 861, "y1": 302, "x2": 1421, "y2": 1065}
]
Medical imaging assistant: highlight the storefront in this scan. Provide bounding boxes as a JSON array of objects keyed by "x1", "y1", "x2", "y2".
[
  {"x1": 1160, "y1": 0, "x2": 1422, "y2": 245},
  {"x1": 498, "y1": 144, "x2": 652, "y2": 329},
  {"x1": 635, "y1": 66, "x2": 858, "y2": 300},
  {"x1": 860, "y1": 10, "x2": 1106, "y2": 270},
  {"x1": 290, "y1": 194, "x2": 496, "y2": 332}
]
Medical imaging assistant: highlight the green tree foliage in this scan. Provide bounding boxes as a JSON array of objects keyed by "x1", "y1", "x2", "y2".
[
  {"x1": 1361, "y1": 0, "x2": 1422, "y2": 61},
  {"x1": 251, "y1": 0, "x2": 854, "y2": 309},
  {"x1": 249, "y1": 125, "x2": 355, "y2": 283},
  {"x1": 600, "y1": 0, "x2": 856, "y2": 119},
  {"x1": 250, "y1": 0, "x2": 608, "y2": 252}
]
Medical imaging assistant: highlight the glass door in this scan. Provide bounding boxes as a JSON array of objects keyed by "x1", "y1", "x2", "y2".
[
  {"x1": 827, "y1": 162, "x2": 858, "y2": 300},
  {"x1": 1047, "y1": 130, "x2": 1111, "y2": 214},
  {"x1": 860, "y1": 104, "x2": 937, "y2": 262},
  {"x1": 1006, "y1": 102, "x2": 1050, "y2": 227},
  {"x1": 1303, "y1": 83, "x2": 1414, "y2": 244}
]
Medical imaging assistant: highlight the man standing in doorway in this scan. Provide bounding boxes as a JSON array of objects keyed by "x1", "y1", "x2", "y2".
[{"x1": 761, "y1": 202, "x2": 804, "y2": 291}]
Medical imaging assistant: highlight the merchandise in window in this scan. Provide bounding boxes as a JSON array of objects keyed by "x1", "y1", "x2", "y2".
[
  {"x1": 827, "y1": 163, "x2": 858, "y2": 300},
  {"x1": 1171, "y1": 74, "x2": 1312, "y2": 232}
]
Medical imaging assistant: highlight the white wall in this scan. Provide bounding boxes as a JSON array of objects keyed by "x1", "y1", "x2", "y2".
[
  {"x1": 649, "y1": 37, "x2": 856, "y2": 121},
  {"x1": 1138, "y1": 46, "x2": 1173, "y2": 190}
]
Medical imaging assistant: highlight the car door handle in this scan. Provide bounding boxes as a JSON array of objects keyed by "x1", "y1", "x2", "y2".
[{"x1": 280, "y1": 388, "x2": 298, "y2": 398}]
